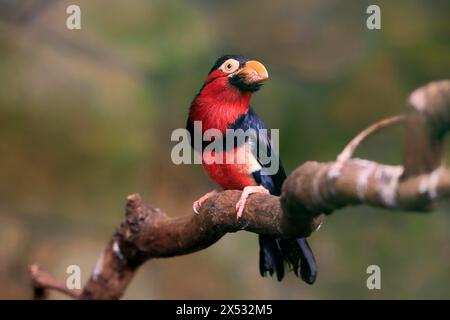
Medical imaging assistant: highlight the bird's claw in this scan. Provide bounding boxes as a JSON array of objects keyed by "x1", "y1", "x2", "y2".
[
  {"x1": 235, "y1": 186, "x2": 270, "y2": 219},
  {"x1": 192, "y1": 190, "x2": 219, "y2": 214},
  {"x1": 235, "y1": 198, "x2": 246, "y2": 219},
  {"x1": 192, "y1": 201, "x2": 200, "y2": 214}
]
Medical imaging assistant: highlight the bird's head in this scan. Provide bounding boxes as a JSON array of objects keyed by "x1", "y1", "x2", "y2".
[
  {"x1": 188, "y1": 55, "x2": 269, "y2": 132},
  {"x1": 204, "y1": 55, "x2": 269, "y2": 93}
]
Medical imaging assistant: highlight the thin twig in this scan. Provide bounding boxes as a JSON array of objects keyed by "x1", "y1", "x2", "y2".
[
  {"x1": 30, "y1": 264, "x2": 81, "y2": 300},
  {"x1": 337, "y1": 114, "x2": 405, "y2": 162}
]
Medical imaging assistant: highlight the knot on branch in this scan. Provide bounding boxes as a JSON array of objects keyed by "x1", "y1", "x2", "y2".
[
  {"x1": 409, "y1": 80, "x2": 450, "y2": 135},
  {"x1": 115, "y1": 194, "x2": 164, "y2": 268},
  {"x1": 404, "y1": 80, "x2": 450, "y2": 176}
]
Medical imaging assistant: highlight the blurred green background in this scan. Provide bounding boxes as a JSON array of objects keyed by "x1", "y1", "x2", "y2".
[{"x1": 0, "y1": 0, "x2": 449, "y2": 299}]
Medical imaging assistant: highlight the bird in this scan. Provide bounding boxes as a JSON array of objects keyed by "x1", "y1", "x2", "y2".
[{"x1": 186, "y1": 54, "x2": 317, "y2": 284}]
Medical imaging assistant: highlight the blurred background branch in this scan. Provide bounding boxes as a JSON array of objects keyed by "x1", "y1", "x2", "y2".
[{"x1": 0, "y1": 0, "x2": 153, "y2": 81}]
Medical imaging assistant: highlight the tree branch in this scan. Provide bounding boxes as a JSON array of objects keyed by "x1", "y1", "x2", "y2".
[
  {"x1": 30, "y1": 264, "x2": 80, "y2": 299},
  {"x1": 29, "y1": 80, "x2": 450, "y2": 299}
]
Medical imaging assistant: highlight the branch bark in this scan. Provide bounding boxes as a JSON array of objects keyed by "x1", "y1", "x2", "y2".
[{"x1": 30, "y1": 80, "x2": 450, "y2": 300}]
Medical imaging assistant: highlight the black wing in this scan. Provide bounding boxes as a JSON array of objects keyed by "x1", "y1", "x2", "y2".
[{"x1": 229, "y1": 106, "x2": 286, "y2": 196}]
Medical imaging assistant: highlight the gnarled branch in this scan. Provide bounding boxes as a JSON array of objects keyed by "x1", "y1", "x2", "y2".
[{"x1": 30, "y1": 80, "x2": 450, "y2": 300}]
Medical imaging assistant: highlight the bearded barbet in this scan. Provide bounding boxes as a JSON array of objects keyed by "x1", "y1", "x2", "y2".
[{"x1": 186, "y1": 55, "x2": 317, "y2": 284}]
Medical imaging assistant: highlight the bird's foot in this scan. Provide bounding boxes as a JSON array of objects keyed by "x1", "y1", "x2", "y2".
[
  {"x1": 235, "y1": 186, "x2": 270, "y2": 219},
  {"x1": 193, "y1": 189, "x2": 219, "y2": 214}
]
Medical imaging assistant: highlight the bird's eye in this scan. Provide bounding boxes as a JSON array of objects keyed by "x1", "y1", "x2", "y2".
[{"x1": 220, "y1": 59, "x2": 239, "y2": 74}]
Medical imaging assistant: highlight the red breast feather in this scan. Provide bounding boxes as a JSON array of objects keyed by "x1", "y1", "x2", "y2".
[
  {"x1": 188, "y1": 70, "x2": 252, "y2": 132},
  {"x1": 188, "y1": 70, "x2": 257, "y2": 190}
]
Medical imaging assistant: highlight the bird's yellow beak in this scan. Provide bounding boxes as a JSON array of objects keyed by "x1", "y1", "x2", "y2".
[{"x1": 237, "y1": 60, "x2": 269, "y2": 84}]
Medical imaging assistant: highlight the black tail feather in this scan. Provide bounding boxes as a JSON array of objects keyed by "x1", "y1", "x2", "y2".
[
  {"x1": 258, "y1": 235, "x2": 284, "y2": 281},
  {"x1": 259, "y1": 235, "x2": 317, "y2": 284},
  {"x1": 295, "y1": 238, "x2": 317, "y2": 284}
]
